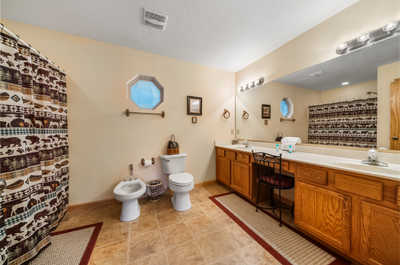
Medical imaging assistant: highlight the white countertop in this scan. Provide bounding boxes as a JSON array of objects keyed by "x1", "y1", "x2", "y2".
[{"x1": 216, "y1": 144, "x2": 400, "y2": 182}]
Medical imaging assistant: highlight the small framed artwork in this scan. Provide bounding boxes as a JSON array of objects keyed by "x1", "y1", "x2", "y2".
[
  {"x1": 191, "y1": 117, "x2": 198, "y2": 124},
  {"x1": 261, "y1": 104, "x2": 271, "y2": 119},
  {"x1": 187, "y1": 96, "x2": 202, "y2": 116}
]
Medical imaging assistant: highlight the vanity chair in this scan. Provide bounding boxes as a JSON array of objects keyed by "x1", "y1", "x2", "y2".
[{"x1": 252, "y1": 151, "x2": 295, "y2": 226}]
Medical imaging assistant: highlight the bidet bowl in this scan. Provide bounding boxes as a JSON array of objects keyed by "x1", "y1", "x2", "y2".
[{"x1": 113, "y1": 179, "x2": 146, "y2": 221}]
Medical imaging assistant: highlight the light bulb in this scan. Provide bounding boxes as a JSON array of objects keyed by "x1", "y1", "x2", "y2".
[
  {"x1": 358, "y1": 33, "x2": 369, "y2": 43},
  {"x1": 336, "y1": 42, "x2": 348, "y2": 54},
  {"x1": 383, "y1": 21, "x2": 399, "y2": 32}
]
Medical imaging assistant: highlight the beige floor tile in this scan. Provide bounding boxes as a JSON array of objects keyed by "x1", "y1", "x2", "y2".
[
  {"x1": 156, "y1": 209, "x2": 182, "y2": 228},
  {"x1": 207, "y1": 252, "x2": 248, "y2": 265},
  {"x1": 129, "y1": 230, "x2": 165, "y2": 261},
  {"x1": 131, "y1": 214, "x2": 159, "y2": 235},
  {"x1": 197, "y1": 230, "x2": 239, "y2": 262},
  {"x1": 166, "y1": 241, "x2": 205, "y2": 265},
  {"x1": 96, "y1": 221, "x2": 129, "y2": 247},
  {"x1": 89, "y1": 241, "x2": 127, "y2": 265},
  {"x1": 160, "y1": 222, "x2": 194, "y2": 248},
  {"x1": 185, "y1": 215, "x2": 222, "y2": 238},
  {"x1": 129, "y1": 251, "x2": 168, "y2": 265}
]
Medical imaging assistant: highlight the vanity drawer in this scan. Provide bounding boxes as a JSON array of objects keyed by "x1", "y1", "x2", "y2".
[
  {"x1": 397, "y1": 186, "x2": 400, "y2": 207},
  {"x1": 282, "y1": 161, "x2": 289, "y2": 172},
  {"x1": 333, "y1": 173, "x2": 383, "y2": 201},
  {"x1": 216, "y1": 148, "x2": 225, "y2": 157},
  {"x1": 297, "y1": 164, "x2": 328, "y2": 185},
  {"x1": 236, "y1": 152, "x2": 250, "y2": 163},
  {"x1": 225, "y1": 150, "x2": 236, "y2": 160}
]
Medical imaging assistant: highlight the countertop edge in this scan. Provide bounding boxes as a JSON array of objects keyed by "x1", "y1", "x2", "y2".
[{"x1": 215, "y1": 144, "x2": 400, "y2": 182}]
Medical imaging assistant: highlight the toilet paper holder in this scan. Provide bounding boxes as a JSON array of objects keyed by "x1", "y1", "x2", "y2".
[{"x1": 141, "y1": 158, "x2": 155, "y2": 166}]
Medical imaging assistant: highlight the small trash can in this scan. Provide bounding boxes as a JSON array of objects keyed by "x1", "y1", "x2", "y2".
[{"x1": 146, "y1": 180, "x2": 164, "y2": 201}]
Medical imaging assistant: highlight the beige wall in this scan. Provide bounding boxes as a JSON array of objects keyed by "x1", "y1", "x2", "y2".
[
  {"x1": 236, "y1": 82, "x2": 320, "y2": 142},
  {"x1": 236, "y1": 0, "x2": 400, "y2": 87},
  {"x1": 378, "y1": 61, "x2": 400, "y2": 148},
  {"x1": 4, "y1": 20, "x2": 235, "y2": 205},
  {"x1": 319, "y1": 80, "x2": 377, "y2": 104}
]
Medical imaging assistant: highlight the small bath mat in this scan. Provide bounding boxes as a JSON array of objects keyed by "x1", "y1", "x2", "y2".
[{"x1": 28, "y1": 223, "x2": 102, "y2": 265}]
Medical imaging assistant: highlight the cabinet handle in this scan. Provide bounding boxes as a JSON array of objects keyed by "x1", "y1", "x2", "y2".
[{"x1": 392, "y1": 137, "x2": 399, "y2": 140}]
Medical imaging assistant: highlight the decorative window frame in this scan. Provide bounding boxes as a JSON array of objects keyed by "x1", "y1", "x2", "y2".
[
  {"x1": 127, "y1": 75, "x2": 164, "y2": 110},
  {"x1": 280, "y1": 97, "x2": 294, "y2": 118}
]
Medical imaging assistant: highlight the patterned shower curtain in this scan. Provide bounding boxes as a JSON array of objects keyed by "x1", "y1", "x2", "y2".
[{"x1": 0, "y1": 28, "x2": 69, "y2": 264}]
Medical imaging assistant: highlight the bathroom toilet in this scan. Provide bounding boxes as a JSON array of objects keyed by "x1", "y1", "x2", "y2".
[
  {"x1": 113, "y1": 178, "x2": 146, "y2": 221},
  {"x1": 160, "y1": 154, "x2": 194, "y2": 211}
]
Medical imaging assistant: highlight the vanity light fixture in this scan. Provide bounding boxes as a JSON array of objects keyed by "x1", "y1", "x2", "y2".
[
  {"x1": 336, "y1": 20, "x2": 400, "y2": 55},
  {"x1": 240, "y1": 77, "x2": 265, "y2": 93},
  {"x1": 341, "y1": 81, "x2": 350, "y2": 86}
]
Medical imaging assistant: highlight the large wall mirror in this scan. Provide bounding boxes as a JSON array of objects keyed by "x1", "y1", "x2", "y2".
[{"x1": 236, "y1": 35, "x2": 400, "y2": 151}]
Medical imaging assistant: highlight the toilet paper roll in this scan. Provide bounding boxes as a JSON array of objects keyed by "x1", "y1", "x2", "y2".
[{"x1": 143, "y1": 159, "x2": 152, "y2": 167}]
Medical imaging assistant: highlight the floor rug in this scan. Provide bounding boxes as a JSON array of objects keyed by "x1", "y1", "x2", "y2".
[
  {"x1": 29, "y1": 223, "x2": 102, "y2": 265},
  {"x1": 210, "y1": 193, "x2": 348, "y2": 265}
]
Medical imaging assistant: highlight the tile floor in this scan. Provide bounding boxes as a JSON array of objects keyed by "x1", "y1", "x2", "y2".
[{"x1": 56, "y1": 183, "x2": 280, "y2": 265}]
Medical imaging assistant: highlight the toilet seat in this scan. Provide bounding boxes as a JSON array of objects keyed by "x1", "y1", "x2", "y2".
[
  {"x1": 114, "y1": 179, "x2": 146, "y2": 201},
  {"x1": 169, "y1": 173, "x2": 193, "y2": 186}
]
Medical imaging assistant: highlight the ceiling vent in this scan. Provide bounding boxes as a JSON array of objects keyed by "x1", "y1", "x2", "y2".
[{"x1": 143, "y1": 8, "x2": 168, "y2": 30}]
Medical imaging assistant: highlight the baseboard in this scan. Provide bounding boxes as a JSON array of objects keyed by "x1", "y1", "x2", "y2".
[
  {"x1": 68, "y1": 180, "x2": 217, "y2": 209},
  {"x1": 68, "y1": 197, "x2": 115, "y2": 210},
  {"x1": 195, "y1": 180, "x2": 217, "y2": 188}
]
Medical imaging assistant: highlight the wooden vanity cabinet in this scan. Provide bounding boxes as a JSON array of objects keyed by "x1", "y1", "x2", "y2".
[
  {"x1": 359, "y1": 201, "x2": 400, "y2": 265},
  {"x1": 295, "y1": 163, "x2": 400, "y2": 265},
  {"x1": 216, "y1": 155, "x2": 231, "y2": 186},
  {"x1": 215, "y1": 147, "x2": 251, "y2": 198},
  {"x1": 231, "y1": 160, "x2": 251, "y2": 197},
  {"x1": 295, "y1": 180, "x2": 351, "y2": 254},
  {"x1": 215, "y1": 147, "x2": 400, "y2": 265}
]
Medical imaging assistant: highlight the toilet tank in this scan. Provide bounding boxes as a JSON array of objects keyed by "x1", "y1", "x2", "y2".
[{"x1": 160, "y1": 154, "x2": 187, "y2": 174}]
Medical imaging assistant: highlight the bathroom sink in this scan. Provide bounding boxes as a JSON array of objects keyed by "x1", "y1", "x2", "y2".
[{"x1": 334, "y1": 162, "x2": 400, "y2": 176}]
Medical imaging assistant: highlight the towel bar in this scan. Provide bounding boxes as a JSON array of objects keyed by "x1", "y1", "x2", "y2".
[{"x1": 125, "y1": 109, "x2": 165, "y2": 118}]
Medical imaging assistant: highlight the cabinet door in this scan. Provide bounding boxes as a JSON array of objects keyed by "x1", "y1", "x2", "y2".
[
  {"x1": 216, "y1": 157, "x2": 231, "y2": 186},
  {"x1": 231, "y1": 161, "x2": 250, "y2": 198},
  {"x1": 295, "y1": 181, "x2": 351, "y2": 253},
  {"x1": 360, "y1": 201, "x2": 400, "y2": 265}
]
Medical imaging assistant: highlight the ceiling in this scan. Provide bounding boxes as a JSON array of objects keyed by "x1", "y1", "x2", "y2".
[
  {"x1": 275, "y1": 35, "x2": 400, "y2": 90},
  {"x1": 3, "y1": 0, "x2": 358, "y2": 71}
]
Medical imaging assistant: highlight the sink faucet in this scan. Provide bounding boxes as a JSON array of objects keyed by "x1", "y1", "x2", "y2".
[
  {"x1": 368, "y1": 149, "x2": 378, "y2": 162},
  {"x1": 362, "y1": 149, "x2": 388, "y2": 167},
  {"x1": 243, "y1": 138, "x2": 250, "y2": 148}
]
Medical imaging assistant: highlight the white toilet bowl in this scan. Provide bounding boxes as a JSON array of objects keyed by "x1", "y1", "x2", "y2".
[
  {"x1": 113, "y1": 178, "x2": 146, "y2": 221},
  {"x1": 169, "y1": 173, "x2": 194, "y2": 211},
  {"x1": 160, "y1": 154, "x2": 194, "y2": 212}
]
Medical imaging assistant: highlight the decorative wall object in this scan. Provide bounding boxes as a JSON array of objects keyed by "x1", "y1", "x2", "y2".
[
  {"x1": 191, "y1": 117, "x2": 198, "y2": 124},
  {"x1": 242, "y1": 110, "x2": 249, "y2": 120},
  {"x1": 0, "y1": 26, "x2": 69, "y2": 264},
  {"x1": 222, "y1": 109, "x2": 230, "y2": 119},
  {"x1": 261, "y1": 104, "x2": 271, "y2": 119},
  {"x1": 187, "y1": 96, "x2": 202, "y2": 116},
  {"x1": 308, "y1": 98, "x2": 377, "y2": 148}
]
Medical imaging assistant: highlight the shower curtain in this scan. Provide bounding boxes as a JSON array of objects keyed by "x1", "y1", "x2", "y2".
[{"x1": 0, "y1": 28, "x2": 69, "y2": 264}]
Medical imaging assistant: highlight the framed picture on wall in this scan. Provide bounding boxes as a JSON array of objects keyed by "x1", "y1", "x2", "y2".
[
  {"x1": 187, "y1": 96, "x2": 202, "y2": 116},
  {"x1": 261, "y1": 104, "x2": 271, "y2": 119}
]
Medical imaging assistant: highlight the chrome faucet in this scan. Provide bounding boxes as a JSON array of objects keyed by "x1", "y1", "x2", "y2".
[
  {"x1": 243, "y1": 138, "x2": 250, "y2": 148},
  {"x1": 362, "y1": 149, "x2": 388, "y2": 167}
]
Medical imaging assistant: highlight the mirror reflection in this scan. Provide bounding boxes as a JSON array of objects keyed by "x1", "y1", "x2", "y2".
[{"x1": 236, "y1": 35, "x2": 400, "y2": 150}]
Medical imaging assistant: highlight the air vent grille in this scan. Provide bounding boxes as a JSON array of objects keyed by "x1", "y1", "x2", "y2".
[{"x1": 143, "y1": 9, "x2": 168, "y2": 30}]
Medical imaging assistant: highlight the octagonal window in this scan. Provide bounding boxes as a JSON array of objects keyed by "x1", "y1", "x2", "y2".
[{"x1": 128, "y1": 75, "x2": 164, "y2": 109}]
